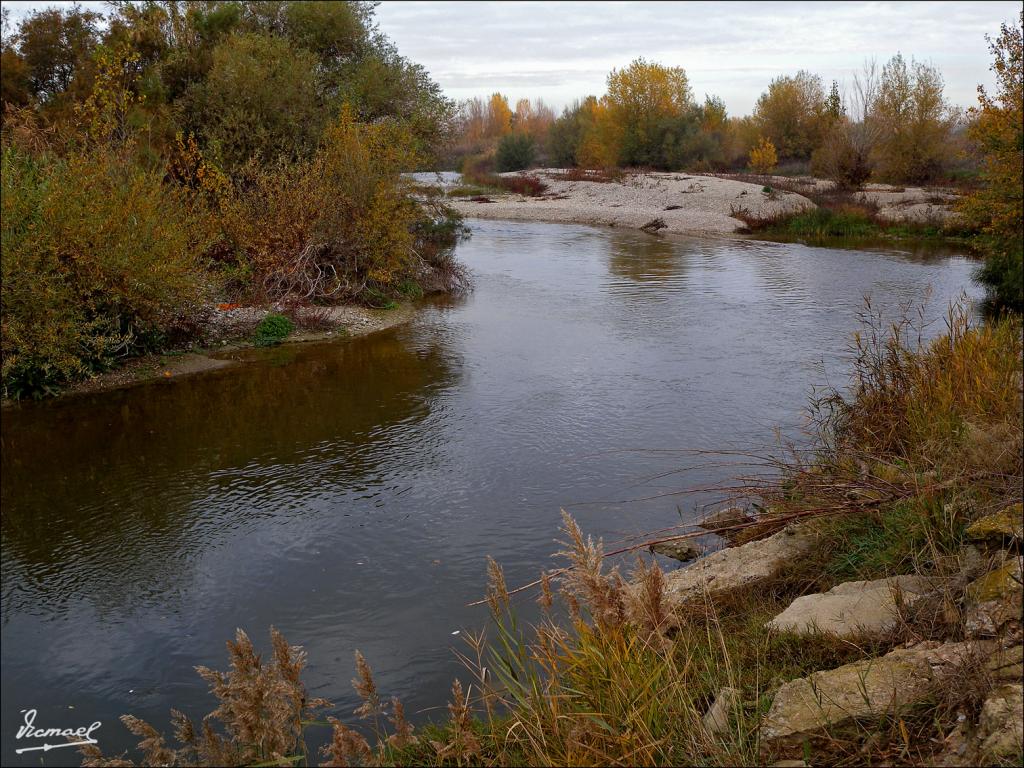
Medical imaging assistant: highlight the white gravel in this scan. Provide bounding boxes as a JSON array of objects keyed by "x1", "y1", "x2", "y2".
[
  {"x1": 854, "y1": 184, "x2": 961, "y2": 224},
  {"x1": 448, "y1": 169, "x2": 816, "y2": 236},
  {"x1": 448, "y1": 170, "x2": 962, "y2": 232}
]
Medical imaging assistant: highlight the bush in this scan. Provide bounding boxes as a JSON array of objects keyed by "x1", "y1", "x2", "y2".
[
  {"x1": 217, "y1": 107, "x2": 465, "y2": 304},
  {"x1": 494, "y1": 132, "x2": 535, "y2": 172},
  {"x1": 253, "y1": 313, "x2": 294, "y2": 346},
  {"x1": 748, "y1": 136, "x2": 777, "y2": 174},
  {"x1": 461, "y1": 152, "x2": 549, "y2": 196},
  {"x1": 811, "y1": 122, "x2": 874, "y2": 188},
  {"x1": 1, "y1": 146, "x2": 209, "y2": 398}
]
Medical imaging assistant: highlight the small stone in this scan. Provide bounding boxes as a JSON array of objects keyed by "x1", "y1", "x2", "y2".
[
  {"x1": 766, "y1": 575, "x2": 935, "y2": 639},
  {"x1": 650, "y1": 539, "x2": 703, "y2": 562},
  {"x1": 702, "y1": 686, "x2": 741, "y2": 735},
  {"x1": 965, "y1": 504, "x2": 1023, "y2": 544}
]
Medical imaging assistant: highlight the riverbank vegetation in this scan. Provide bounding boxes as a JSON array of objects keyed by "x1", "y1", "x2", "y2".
[{"x1": 0, "y1": 1, "x2": 465, "y2": 399}]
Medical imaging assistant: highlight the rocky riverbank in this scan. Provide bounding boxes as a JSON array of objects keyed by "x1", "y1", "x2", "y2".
[{"x1": 651, "y1": 503, "x2": 1023, "y2": 765}]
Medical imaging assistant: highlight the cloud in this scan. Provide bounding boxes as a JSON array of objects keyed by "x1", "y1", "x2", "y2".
[{"x1": 376, "y1": 0, "x2": 1020, "y2": 113}]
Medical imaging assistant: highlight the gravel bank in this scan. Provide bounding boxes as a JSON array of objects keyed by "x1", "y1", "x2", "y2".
[{"x1": 448, "y1": 169, "x2": 816, "y2": 236}]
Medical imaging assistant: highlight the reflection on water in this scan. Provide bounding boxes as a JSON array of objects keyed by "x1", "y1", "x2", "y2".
[{"x1": 0, "y1": 220, "x2": 980, "y2": 762}]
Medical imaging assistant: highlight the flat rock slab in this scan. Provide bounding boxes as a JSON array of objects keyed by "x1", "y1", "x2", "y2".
[
  {"x1": 663, "y1": 525, "x2": 817, "y2": 605},
  {"x1": 762, "y1": 641, "x2": 986, "y2": 749},
  {"x1": 766, "y1": 575, "x2": 935, "y2": 638}
]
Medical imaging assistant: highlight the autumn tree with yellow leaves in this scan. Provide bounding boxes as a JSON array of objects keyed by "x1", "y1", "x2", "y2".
[
  {"x1": 604, "y1": 58, "x2": 694, "y2": 166},
  {"x1": 748, "y1": 137, "x2": 778, "y2": 175}
]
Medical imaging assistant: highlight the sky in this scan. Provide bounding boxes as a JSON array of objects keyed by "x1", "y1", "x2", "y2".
[{"x1": 3, "y1": 1, "x2": 1020, "y2": 116}]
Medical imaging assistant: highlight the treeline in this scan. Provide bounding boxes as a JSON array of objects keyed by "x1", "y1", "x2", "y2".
[
  {"x1": 0, "y1": 1, "x2": 463, "y2": 399},
  {"x1": 449, "y1": 56, "x2": 971, "y2": 186}
]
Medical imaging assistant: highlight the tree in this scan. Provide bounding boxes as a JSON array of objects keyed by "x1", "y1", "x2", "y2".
[
  {"x1": 341, "y1": 48, "x2": 454, "y2": 160},
  {"x1": 486, "y1": 92, "x2": 512, "y2": 138},
  {"x1": 811, "y1": 64, "x2": 877, "y2": 188},
  {"x1": 826, "y1": 80, "x2": 844, "y2": 121},
  {"x1": 695, "y1": 95, "x2": 731, "y2": 169},
  {"x1": 753, "y1": 71, "x2": 828, "y2": 161},
  {"x1": 605, "y1": 58, "x2": 693, "y2": 166},
  {"x1": 870, "y1": 54, "x2": 954, "y2": 183},
  {"x1": 1, "y1": 8, "x2": 31, "y2": 110},
  {"x1": 183, "y1": 32, "x2": 323, "y2": 170},
  {"x1": 15, "y1": 5, "x2": 101, "y2": 108},
  {"x1": 548, "y1": 99, "x2": 586, "y2": 166},
  {"x1": 575, "y1": 96, "x2": 619, "y2": 168},
  {"x1": 495, "y1": 132, "x2": 535, "y2": 172},
  {"x1": 748, "y1": 137, "x2": 777, "y2": 174},
  {"x1": 958, "y1": 12, "x2": 1023, "y2": 310}
]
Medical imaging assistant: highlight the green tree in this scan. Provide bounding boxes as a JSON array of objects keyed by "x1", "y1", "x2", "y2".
[
  {"x1": 16, "y1": 5, "x2": 101, "y2": 103},
  {"x1": 340, "y1": 47, "x2": 454, "y2": 161},
  {"x1": 495, "y1": 132, "x2": 535, "y2": 172},
  {"x1": 183, "y1": 32, "x2": 323, "y2": 170},
  {"x1": 826, "y1": 80, "x2": 844, "y2": 121}
]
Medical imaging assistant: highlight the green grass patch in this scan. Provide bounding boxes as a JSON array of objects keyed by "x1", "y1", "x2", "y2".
[
  {"x1": 777, "y1": 207, "x2": 878, "y2": 239},
  {"x1": 253, "y1": 313, "x2": 294, "y2": 347},
  {"x1": 817, "y1": 497, "x2": 965, "y2": 583}
]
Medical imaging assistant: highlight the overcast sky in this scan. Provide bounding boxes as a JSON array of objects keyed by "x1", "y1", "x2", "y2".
[{"x1": 3, "y1": 1, "x2": 1019, "y2": 115}]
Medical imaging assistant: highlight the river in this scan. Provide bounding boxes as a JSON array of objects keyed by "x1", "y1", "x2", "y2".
[{"x1": 0, "y1": 219, "x2": 980, "y2": 762}]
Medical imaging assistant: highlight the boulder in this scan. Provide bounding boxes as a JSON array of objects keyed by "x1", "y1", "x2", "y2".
[
  {"x1": 664, "y1": 524, "x2": 817, "y2": 606},
  {"x1": 765, "y1": 575, "x2": 935, "y2": 639},
  {"x1": 761, "y1": 641, "x2": 986, "y2": 749},
  {"x1": 965, "y1": 504, "x2": 1023, "y2": 544},
  {"x1": 702, "y1": 686, "x2": 741, "y2": 735},
  {"x1": 986, "y1": 644, "x2": 1023, "y2": 683},
  {"x1": 977, "y1": 684, "x2": 1023, "y2": 760},
  {"x1": 649, "y1": 539, "x2": 703, "y2": 562},
  {"x1": 964, "y1": 556, "x2": 1024, "y2": 638}
]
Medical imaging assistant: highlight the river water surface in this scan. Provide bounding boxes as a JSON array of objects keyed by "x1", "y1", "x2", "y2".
[{"x1": 1, "y1": 220, "x2": 980, "y2": 762}]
